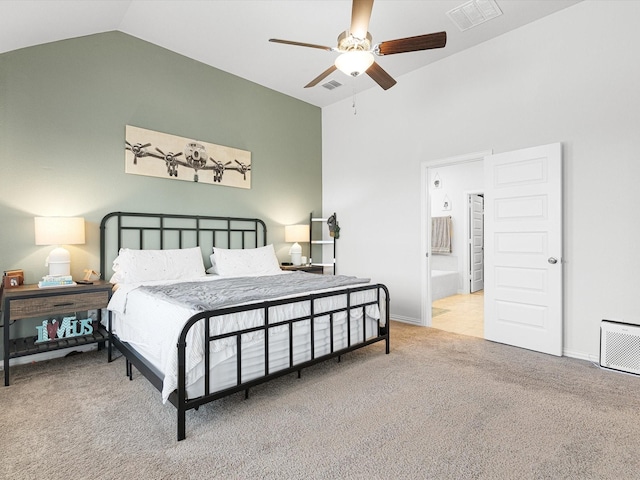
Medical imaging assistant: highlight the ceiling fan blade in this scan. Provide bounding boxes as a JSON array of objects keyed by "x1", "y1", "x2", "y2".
[
  {"x1": 305, "y1": 65, "x2": 338, "y2": 88},
  {"x1": 350, "y1": 0, "x2": 374, "y2": 39},
  {"x1": 376, "y1": 31, "x2": 447, "y2": 56},
  {"x1": 366, "y1": 61, "x2": 397, "y2": 90},
  {"x1": 269, "y1": 38, "x2": 333, "y2": 51}
]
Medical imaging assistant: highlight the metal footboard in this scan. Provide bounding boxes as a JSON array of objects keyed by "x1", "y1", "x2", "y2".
[{"x1": 172, "y1": 283, "x2": 390, "y2": 441}]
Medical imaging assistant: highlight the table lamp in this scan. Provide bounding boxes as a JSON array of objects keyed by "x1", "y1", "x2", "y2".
[
  {"x1": 34, "y1": 217, "x2": 85, "y2": 276},
  {"x1": 285, "y1": 224, "x2": 309, "y2": 266}
]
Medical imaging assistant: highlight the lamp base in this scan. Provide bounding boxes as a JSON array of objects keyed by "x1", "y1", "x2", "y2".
[
  {"x1": 47, "y1": 246, "x2": 71, "y2": 277},
  {"x1": 289, "y1": 242, "x2": 302, "y2": 266},
  {"x1": 290, "y1": 253, "x2": 302, "y2": 266}
]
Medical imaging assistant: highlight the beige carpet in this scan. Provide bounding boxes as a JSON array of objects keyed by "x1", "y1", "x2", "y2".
[{"x1": 2, "y1": 321, "x2": 640, "y2": 479}]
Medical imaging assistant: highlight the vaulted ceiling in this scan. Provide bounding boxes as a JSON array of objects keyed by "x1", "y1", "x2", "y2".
[{"x1": 1, "y1": 0, "x2": 582, "y2": 107}]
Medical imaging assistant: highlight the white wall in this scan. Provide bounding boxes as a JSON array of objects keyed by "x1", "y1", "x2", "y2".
[
  {"x1": 322, "y1": 1, "x2": 640, "y2": 360},
  {"x1": 430, "y1": 160, "x2": 484, "y2": 291}
]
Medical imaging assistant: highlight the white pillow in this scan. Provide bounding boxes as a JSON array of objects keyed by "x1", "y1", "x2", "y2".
[
  {"x1": 109, "y1": 247, "x2": 206, "y2": 284},
  {"x1": 209, "y1": 244, "x2": 280, "y2": 276}
]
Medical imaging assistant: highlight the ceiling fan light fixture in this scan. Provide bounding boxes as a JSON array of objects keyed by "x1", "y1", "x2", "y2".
[
  {"x1": 335, "y1": 51, "x2": 374, "y2": 77},
  {"x1": 270, "y1": 0, "x2": 446, "y2": 91}
]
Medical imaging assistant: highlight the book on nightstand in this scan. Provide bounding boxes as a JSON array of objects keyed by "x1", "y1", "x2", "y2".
[{"x1": 38, "y1": 275, "x2": 77, "y2": 288}]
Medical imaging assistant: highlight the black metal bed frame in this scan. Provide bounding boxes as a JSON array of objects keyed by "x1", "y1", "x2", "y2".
[{"x1": 100, "y1": 211, "x2": 390, "y2": 441}]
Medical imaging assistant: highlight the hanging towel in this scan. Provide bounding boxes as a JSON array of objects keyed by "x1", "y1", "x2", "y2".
[{"x1": 432, "y1": 216, "x2": 452, "y2": 254}]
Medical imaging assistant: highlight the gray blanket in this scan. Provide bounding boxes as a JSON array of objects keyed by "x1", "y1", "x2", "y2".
[{"x1": 138, "y1": 271, "x2": 370, "y2": 312}]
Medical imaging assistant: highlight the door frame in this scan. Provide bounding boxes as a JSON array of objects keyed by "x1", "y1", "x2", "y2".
[{"x1": 420, "y1": 150, "x2": 492, "y2": 327}]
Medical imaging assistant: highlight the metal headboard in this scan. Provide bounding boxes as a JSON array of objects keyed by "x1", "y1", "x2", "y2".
[{"x1": 99, "y1": 211, "x2": 268, "y2": 280}]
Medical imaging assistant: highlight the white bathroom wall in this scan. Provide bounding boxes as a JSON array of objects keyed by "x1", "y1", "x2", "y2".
[
  {"x1": 322, "y1": 1, "x2": 640, "y2": 360},
  {"x1": 430, "y1": 160, "x2": 484, "y2": 291}
]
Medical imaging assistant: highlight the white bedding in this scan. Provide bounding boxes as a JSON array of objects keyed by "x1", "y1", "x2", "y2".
[{"x1": 107, "y1": 272, "x2": 382, "y2": 402}]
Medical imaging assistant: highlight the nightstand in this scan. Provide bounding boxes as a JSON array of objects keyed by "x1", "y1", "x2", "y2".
[
  {"x1": 280, "y1": 264, "x2": 324, "y2": 274},
  {"x1": 1, "y1": 280, "x2": 112, "y2": 386}
]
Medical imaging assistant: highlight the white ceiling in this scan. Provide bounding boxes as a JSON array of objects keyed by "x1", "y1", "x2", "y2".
[{"x1": 1, "y1": 0, "x2": 582, "y2": 108}]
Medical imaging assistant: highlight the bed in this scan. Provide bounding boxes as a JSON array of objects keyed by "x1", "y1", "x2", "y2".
[{"x1": 100, "y1": 211, "x2": 390, "y2": 440}]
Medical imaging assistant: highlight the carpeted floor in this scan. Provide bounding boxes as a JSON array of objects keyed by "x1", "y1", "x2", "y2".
[{"x1": 1, "y1": 321, "x2": 639, "y2": 479}]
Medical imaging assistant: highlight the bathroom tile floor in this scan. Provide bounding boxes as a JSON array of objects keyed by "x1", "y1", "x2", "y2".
[{"x1": 431, "y1": 290, "x2": 484, "y2": 338}]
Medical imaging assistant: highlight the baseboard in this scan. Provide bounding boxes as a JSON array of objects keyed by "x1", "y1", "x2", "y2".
[
  {"x1": 562, "y1": 349, "x2": 597, "y2": 363},
  {"x1": 0, "y1": 344, "x2": 98, "y2": 371},
  {"x1": 390, "y1": 315, "x2": 421, "y2": 326}
]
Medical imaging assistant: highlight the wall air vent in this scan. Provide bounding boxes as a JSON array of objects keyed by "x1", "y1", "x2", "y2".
[
  {"x1": 447, "y1": 0, "x2": 503, "y2": 32},
  {"x1": 322, "y1": 80, "x2": 343, "y2": 90},
  {"x1": 600, "y1": 320, "x2": 640, "y2": 375}
]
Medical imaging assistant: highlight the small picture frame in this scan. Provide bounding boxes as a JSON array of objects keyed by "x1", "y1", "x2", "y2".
[
  {"x1": 432, "y1": 173, "x2": 442, "y2": 189},
  {"x1": 3, "y1": 269, "x2": 24, "y2": 288}
]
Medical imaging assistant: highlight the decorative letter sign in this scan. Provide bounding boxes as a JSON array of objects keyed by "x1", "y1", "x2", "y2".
[{"x1": 35, "y1": 316, "x2": 94, "y2": 343}]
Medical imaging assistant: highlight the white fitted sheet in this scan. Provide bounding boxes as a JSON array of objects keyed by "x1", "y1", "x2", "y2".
[{"x1": 108, "y1": 274, "x2": 382, "y2": 402}]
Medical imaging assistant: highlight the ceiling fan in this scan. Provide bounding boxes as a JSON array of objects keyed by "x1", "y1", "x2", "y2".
[{"x1": 269, "y1": 0, "x2": 447, "y2": 90}]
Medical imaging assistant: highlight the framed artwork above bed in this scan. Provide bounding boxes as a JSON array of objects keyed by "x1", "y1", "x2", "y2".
[{"x1": 125, "y1": 125, "x2": 252, "y2": 188}]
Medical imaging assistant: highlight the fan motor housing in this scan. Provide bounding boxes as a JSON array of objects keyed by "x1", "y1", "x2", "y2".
[{"x1": 337, "y1": 31, "x2": 372, "y2": 51}]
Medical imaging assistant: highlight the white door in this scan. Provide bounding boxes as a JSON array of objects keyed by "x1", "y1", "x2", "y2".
[
  {"x1": 470, "y1": 194, "x2": 484, "y2": 293},
  {"x1": 484, "y1": 143, "x2": 563, "y2": 356}
]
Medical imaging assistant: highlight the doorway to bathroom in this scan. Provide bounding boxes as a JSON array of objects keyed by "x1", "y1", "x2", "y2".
[
  {"x1": 422, "y1": 143, "x2": 563, "y2": 356},
  {"x1": 422, "y1": 153, "x2": 487, "y2": 338}
]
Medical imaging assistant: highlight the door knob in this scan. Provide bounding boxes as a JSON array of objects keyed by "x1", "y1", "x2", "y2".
[{"x1": 548, "y1": 257, "x2": 558, "y2": 264}]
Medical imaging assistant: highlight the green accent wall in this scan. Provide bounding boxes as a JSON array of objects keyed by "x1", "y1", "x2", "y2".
[{"x1": 0, "y1": 31, "x2": 322, "y2": 284}]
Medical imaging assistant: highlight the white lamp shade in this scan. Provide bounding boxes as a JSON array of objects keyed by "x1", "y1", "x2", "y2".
[
  {"x1": 35, "y1": 217, "x2": 85, "y2": 278},
  {"x1": 285, "y1": 224, "x2": 309, "y2": 243},
  {"x1": 335, "y1": 51, "x2": 374, "y2": 77},
  {"x1": 35, "y1": 217, "x2": 85, "y2": 245}
]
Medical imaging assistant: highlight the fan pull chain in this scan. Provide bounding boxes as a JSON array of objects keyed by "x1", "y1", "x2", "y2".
[{"x1": 352, "y1": 82, "x2": 357, "y2": 115}]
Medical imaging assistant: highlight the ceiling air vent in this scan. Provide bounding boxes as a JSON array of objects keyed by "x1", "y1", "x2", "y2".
[
  {"x1": 447, "y1": 0, "x2": 503, "y2": 31},
  {"x1": 322, "y1": 80, "x2": 343, "y2": 90}
]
